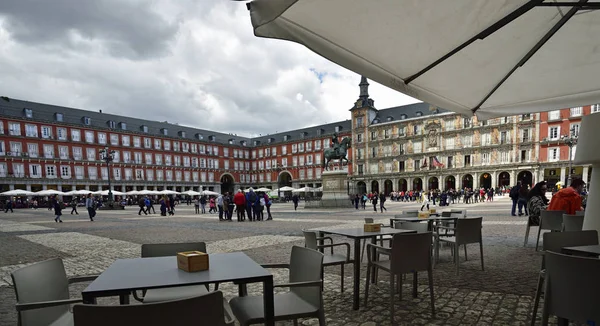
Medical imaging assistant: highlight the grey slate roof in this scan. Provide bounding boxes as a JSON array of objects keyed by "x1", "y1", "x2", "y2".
[{"x1": 0, "y1": 97, "x2": 445, "y2": 147}]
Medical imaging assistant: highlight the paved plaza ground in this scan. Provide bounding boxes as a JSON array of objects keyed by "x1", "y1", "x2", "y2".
[{"x1": 0, "y1": 196, "x2": 564, "y2": 325}]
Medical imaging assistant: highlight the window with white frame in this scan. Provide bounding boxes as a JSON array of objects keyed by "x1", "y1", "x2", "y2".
[
  {"x1": 57, "y1": 128, "x2": 66, "y2": 140},
  {"x1": 548, "y1": 110, "x2": 561, "y2": 120},
  {"x1": 9, "y1": 122, "x2": 21, "y2": 136},
  {"x1": 184, "y1": 171, "x2": 191, "y2": 181},
  {"x1": 61, "y1": 166, "x2": 70, "y2": 178},
  {"x1": 200, "y1": 158, "x2": 206, "y2": 168},
  {"x1": 147, "y1": 169, "x2": 155, "y2": 181},
  {"x1": 27, "y1": 143, "x2": 38, "y2": 157},
  {"x1": 413, "y1": 141, "x2": 422, "y2": 153},
  {"x1": 548, "y1": 147, "x2": 560, "y2": 162},
  {"x1": 192, "y1": 157, "x2": 198, "y2": 167},
  {"x1": 191, "y1": 143, "x2": 198, "y2": 153},
  {"x1": 251, "y1": 162, "x2": 257, "y2": 170},
  {"x1": 183, "y1": 156, "x2": 190, "y2": 167},
  {"x1": 299, "y1": 169, "x2": 305, "y2": 180},
  {"x1": 165, "y1": 155, "x2": 172, "y2": 166},
  {"x1": 134, "y1": 152, "x2": 143, "y2": 164},
  {"x1": 166, "y1": 170, "x2": 173, "y2": 181},
  {"x1": 58, "y1": 146, "x2": 68, "y2": 159},
  {"x1": 445, "y1": 137, "x2": 455, "y2": 149},
  {"x1": 41, "y1": 126, "x2": 52, "y2": 139},
  {"x1": 25, "y1": 124, "x2": 38, "y2": 137},
  {"x1": 292, "y1": 144, "x2": 297, "y2": 153},
  {"x1": 122, "y1": 151, "x2": 131, "y2": 163},
  {"x1": 12, "y1": 163, "x2": 25, "y2": 177},
  {"x1": 75, "y1": 166, "x2": 84, "y2": 179},
  {"x1": 88, "y1": 167, "x2": 97, "y2": 179},
  {"x1": 258, "y1": 149, "x2": 263, "y2": 158},
  {"x1": 73, "y1": 147, "x2": 82, "y2": 160},
  {"x1": 29, "y1": 164, "x2": 42, "y2": 178},
  {"x1": 306, "y1": 142, "x2": 312, "y2": 151},
  {"x1": 122, "y1": 135, "x2": 130, "y2": 146},
  {"x1": 570, "y1": 123, "x2": 580, "y2": 136},
  {"x1": 98, "y1": 133, "x2": 107, "y2": 145},
  {"x1": 145, "y1": 153, "x2": 152, "y2": 165},
  {"x1": 156, "y1": 170, "x2": 164, "y2": 181},
  {"x1": 136, "y1": 169, "x2": 144, "y2": 180},
  {"x1": 172, "y1": 141, "x2": 179, "y2": 151},
  {"x1": 482, "y1": 153, "x2": 490, "y2": 165},
  {"x1": 223, "y1": 148, "x2": 229, "y2": 157},
  {"x1": 154, "y1": 139, "x2": 161, "y2": 149},
  {"x1": 298, "y1": 143, "x2": 304, "y2": 152},
  {"x1": 110, "y1": 134, "x2": 118, "y2": 145},
  {"x1": 293, "y1": 156, "x2": 298, "y2": 166},
  {"x1": 86, "y1": 148, "x2": 96, "y2": 161},
  {"x1": 306, "y1": 155, "x2": 313, "y2": 165},
  {"x1": 124, "y1": 168, "x2": 132, "y2": 180},
  {"x1": 299, "y1": 156, "x2": 305, "y2": 166},
  {"x1": 174, "y1": 156, "x2": 181, "y2": 166},
  {"x1": 112, "y1": 150, "x2": 120, "y2": 163},
  {"x1": 500, "y1": 151, "x2": 510, "y2": 163},
  {"x1": 549, "y1": 126, "x2": 560, "y2": 140},
  {"x1": 570, "y1": 107, "x2": 582, "y2": 117},
  {"x1": 10, "y1": 142, "x2": 22, "y2": 156},
  {"x1": 482, "y1": 133, "x2": 491, "y2": 146},
  {"x1": 224, "y1": 160, "x2": 229, "y2": 170},
  {"x1": 71, "y1": 129, "x2": 81, "y2": 141},
  {"x1": 44, "y1": 144, "x2": 54, "y2": 158},
  {"x1": 592, "y1": 104, "x2": 600, "y2": 113},
  {"x1": 233, "y1": 149, "x2": 238, "y2": 158},
  {"x1": 282, "y1": 145, "x2": 287, "y2": 155},
  {"x1": 113, "y1": 168, "x2": 121, "y2": 180},
  {"x1": 213, "y1": 146, "x2": 218, "y2": 156},
  {"x1": 85, "y1": 131, "x2": 94, "y2": 143},
  {"x1": 282, "y1": 158, "x2": 288, "y2": 167},
  {"x1": 46, "y1": 165, "x2": 56, "y2": 178},
  {"x1": 133, "y1": 137, "x2": 141, "y2": 148}
]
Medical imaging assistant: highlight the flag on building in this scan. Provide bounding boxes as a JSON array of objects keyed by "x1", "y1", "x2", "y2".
[{"x1": 433, "y1": 156, "x2": 444, "y2": 168}]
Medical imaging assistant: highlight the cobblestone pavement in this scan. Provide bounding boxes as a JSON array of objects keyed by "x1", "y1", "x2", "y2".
[{"x1": 0, "y1": 196, "x2": 567, "y2": 325}]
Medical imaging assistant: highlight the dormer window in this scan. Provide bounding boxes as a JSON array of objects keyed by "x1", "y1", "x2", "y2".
[
  {"x1": 119, "y1": 122, "x2": 127, "y2": 130},
  {"x1": 334, "y1": 126, "x2": 342, "y2": 132},
  {"x1": 107, "y1": 120, "x2": 116, "y2": 129},
  {"x1": 300, "y1": 131, "x2": 308, "y2": 138},
  {"x1": 254, "y1": 140, "x2": 261, "y2": 146},
  {"x1": 386, "y1": 116, "x2": 393, "y2": 122},
  {"x1": 284, "y1": 135, "x2": 290, "y2": 141},
  {"x1": 228, "y1": 139, "x2": 234, "y2": 144},
  {"x1": 416, "y1": 111, "x2": 423, "y2": 117},
  {"x1": 55, "y1": 113, "x2": 63, "y2": 122},
  {"x1": 82, "y1": 116, "x2": 91, "y2": 125},
  {"x1": 178, "y1": 131, "x2": 186, "y2": 138},
  {"x1": 23, "y1": 108, "x2": 33, "y2": 118},
  {"x1": 317, "y1": 128, "x2": 324, "y2": 135},
  {"x1": 241, "y1": 140, "x2": 247, "y2": 146},
  {"x1": 400, "y1": 114, "x2": 407, "y2": 120},
  {"x1": 208, "y1": 135, "x2": 215, "y2": 142},
  {"x1": 196, "y1": 133, "x2": 203, "y2": 140},
  {"x1": 372, "y1": 119, "x2": 380, "y2": 124},
  {"x1": 268, "y1": 137, "x2": 275, "y2": 143},
  {"x1": 140, "y1": 125, "x2": 148, "y2": 133},
  {"x1": 161, "y1": 128, "x2": 168, "y2": 136}
]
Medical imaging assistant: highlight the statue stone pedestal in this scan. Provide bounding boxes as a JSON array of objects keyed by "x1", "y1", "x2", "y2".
[{"x1": 306, "y1": 170, "x2": 352, "y2": 209}]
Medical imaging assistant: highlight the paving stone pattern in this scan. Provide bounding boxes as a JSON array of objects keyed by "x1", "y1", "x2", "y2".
[{"x1": 0, "y1": 197, "x2": 568, "y2": 325}]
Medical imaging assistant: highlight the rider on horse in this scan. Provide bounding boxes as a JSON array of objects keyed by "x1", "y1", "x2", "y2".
[{"x1": 331, "y1": 132, "x2": 340, "y2": 156}]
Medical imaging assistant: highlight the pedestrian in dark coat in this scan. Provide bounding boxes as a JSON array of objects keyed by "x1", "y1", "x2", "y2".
[{"x1": 53, "y1": 197, "x2": 63, "y2": 223}]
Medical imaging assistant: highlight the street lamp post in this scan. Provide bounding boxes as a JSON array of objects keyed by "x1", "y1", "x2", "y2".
[
  {"x1": 560, "y1": 127, "x2": 578, "y2": 186},
  {"x1": 99, "y1": 146, "x2": 116, "y2": 207}
]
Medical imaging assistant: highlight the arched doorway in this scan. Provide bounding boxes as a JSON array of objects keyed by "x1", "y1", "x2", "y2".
[
  {"x1": 398, "y1": 178, "x2": 407, "y2": 192},
  {"x1": 428, "y1": 177, "x2": 439, "y2": 190},
  {"x1": 384, "y1": 180, "x2": 393, "y2": 195},
  {"x1": 220, "y1": 174, "x2": 235, "y2": 194},
  {"x1": 517, "y1": 170, "x2": 533, "y2": 187},
  {"x1": 480, "y1": 173, "x2": 492, "y2": 189},
  {"x1": 371, "y1": 180, "x2": 379, "y2": 193},
  {"x1": 445, "y1": 175, "x2": 456, "y2": 190},
  {"x1": 278, "y1": 171, "x2": 293, "y2": 188},
  {"x1": 462, "y1": 174, "x2": 473, "y2": 189},
  {"x1": 498, "y1": 171, "x2": 510, "y2": 187},
  {"x1": 356, "y1": 181, "x2": 367, "y2": 195},
  {"x1": 412, "y1": 178, "x2": 422, "y2": 191}
]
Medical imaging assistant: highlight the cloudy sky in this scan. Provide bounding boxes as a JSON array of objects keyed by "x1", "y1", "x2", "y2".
[{"x1": 0, "y1": 0, "x2": 418, "y2": 137}]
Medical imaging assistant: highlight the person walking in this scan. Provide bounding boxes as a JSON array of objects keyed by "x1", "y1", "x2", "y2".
[
  {"x1": 234, "y1": 190, "x2": 246, "y2": 222},
  {"x1": 518, "y1": 185, "x2": 529, "y2": 216},
  {"x1": 144, "y1": 197, "x2": 152, "y2": 214},
  {"x1": 354, "y1": 194, "x2": 359, "y2": 210},
  {"x1": 208, "y1": 196, "x2": 216, "y2": 213},
  {"x1": 138, "y1": 197, "x2": 147, "y2": 215},
  {"x1": 420, "y1": 191, "x2": 430, "y2": 211},
  {"x1": 379, "y1": 192, "x2": 387, "y2": 213},
  {"x1": 217, "y1": 194, "x2": 224, "y2": 221},
  {"x1": 53, "y1": 196, "x2": 63, "y2": 223},
  {"x1": 265, "y1": 193, "x2": 273, "y2": 220},
  {"x1": 194, "y1": 196, "x2": 200, "y2": 214},
  {"x1": 548, "y1": 178, "x2": 585, "y2": 215},
  {"x1": 292, "y1": 193, "x2": 299, "y2": 211},
  {"x1": 247, "y1": 189, "x2": 259, "y2": 220},
  {"x1": 148, "y1": 198, "x2": 156, "y2": 214},
  {"x1": 258, "y1": 195, "x2": 266, "y2": 221},
  {"x1": 70, "y1": 198, "x2": 79, "y2": 215},
  {"x1": 371, "y1": 192, "x2": 378, "y2": 212},
  {"x1": 4, "y1": 198, "x2": 14, "y2": 213},
  {"x1": 85, "y1": 193, "x2": 95, "y2": 221},
  {"x1": 200, "y1": 195, "x2": 207, "y2": 214}
]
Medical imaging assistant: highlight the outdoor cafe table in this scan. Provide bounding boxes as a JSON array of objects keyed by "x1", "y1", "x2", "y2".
[
  {"x1": 390, "y1": 216, "x2": 458, "y2": 230},
  {"x1": 562, "y1": 244, "x2": 600, "y2": 257},
  {"x1": 315, "y1": 227, "x2": 417, "y2": 310},
  {"x1": 82, "y1": 252, "x2": 276, "y2": 326}
]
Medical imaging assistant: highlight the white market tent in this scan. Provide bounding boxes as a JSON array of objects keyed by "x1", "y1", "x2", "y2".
[
  {"x1": 255, "y1": 187, "x2": 272, "y2": 192},
  {"x1": 34, "y1": 190, "x2": 66, "y2": 196},
  {"x1": 93, "y1": 190, "x2": 126, "y2": 196},
  {"x1": 181, "y1": 190, "x2": 202, "y2": 196},
  {"x1": 0, "y1": 189, "x2": 35, "y2": 196},
  {"x1": 201, "y1": 190, "x2": 220, "y2": 196},
  {"x1": 292, "y1": 186, "x2": 313, "y2": 193},
  {"x1": 158, "y1": 190, "x2": 180, "y2": 195},
  {"x1": 246, "y1": 0, "x2": 600, "y2": 119},
  {"x1": 63, "y1": 190, "x2": 94, "y2": 196},
  {"x1": 278, "y1": 186, "x2": 294, "y2": 191}
]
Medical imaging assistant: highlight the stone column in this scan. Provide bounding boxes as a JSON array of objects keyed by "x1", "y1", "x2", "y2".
[
  {"x1": 9, "y1": 184, "x2": 15, "y2": 190},
  {"x1": 406, "y1": 177, "x2": 412, "y2": 191},
  {"x1": 473, "y1": 172, "x2": 479, "y2": 189},
  {"x1": 538, "y1": 169, "x2": 545, "y2": 184},
  {"x1": 57, "y1": 185, "x2": 62, "y2": 191},
  {"x1": 582, "y1": 166, "x2": 590, "y2": 183},
  {"x1": 26, "y1": 184, "x2": 31, "y2": 191},
  {"x1": 560, "y1": 167, "x2": 566, "y2": 185},
  {"x1": 42, "y1": 184, "x2": 48, "y2": 190},
  {"x1": 510, "y1": 170, "x2": 517, "y2": 186}
]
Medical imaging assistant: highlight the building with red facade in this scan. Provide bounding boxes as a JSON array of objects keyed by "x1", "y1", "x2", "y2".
[{"x1": 538, "y1": 104, "x2": 599, "y2": 187}]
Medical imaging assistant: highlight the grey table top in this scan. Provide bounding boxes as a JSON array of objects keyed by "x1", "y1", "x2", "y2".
[
  {"x1": 392, "y1": 216, "x2": 458, "y2": 222},
  {"x1": 562, "y1": 245, "x2": 600, "y2": 256},
  {"x1": 317, "y1": 228, "x2": 416, "y2": 239},
  {"x1": 83, "y1": 252, "x2": 272, "y2": 296}
]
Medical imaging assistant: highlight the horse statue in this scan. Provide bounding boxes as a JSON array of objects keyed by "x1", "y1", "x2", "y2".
[{"x1": 322, "y1": 137, "x2": 351, "y2": 170}]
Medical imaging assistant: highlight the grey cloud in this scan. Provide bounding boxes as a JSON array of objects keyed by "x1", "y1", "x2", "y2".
[{"x1": 0, "y1": 0, "x2": 179, "y2": 59}]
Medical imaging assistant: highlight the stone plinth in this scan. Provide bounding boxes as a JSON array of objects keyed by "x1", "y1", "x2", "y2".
[{"x1": 306, "y1": 170, "x2": 352, "y2": 209}]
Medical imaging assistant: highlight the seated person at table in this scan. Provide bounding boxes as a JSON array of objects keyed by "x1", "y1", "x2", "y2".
[{"x1": 548, "y1": 178, "x2": 585, "y2": 215}]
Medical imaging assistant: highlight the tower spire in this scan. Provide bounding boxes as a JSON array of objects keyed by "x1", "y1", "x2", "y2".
[{"x1": 359, "y1": 76, "x2": 369, "y2": 99}]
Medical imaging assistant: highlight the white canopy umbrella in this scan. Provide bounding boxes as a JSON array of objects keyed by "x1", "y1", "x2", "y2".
[
  {"x1": 292, "y1": 186, "x2": 313, "y2": 193},
  {"x1": 93, "y1": 190, "x2": 126, "y2": 196},
  {"x1": 126, "y1": 190, "x2": 140, "y2": 195},
  {"x1": 34, "y1": 190, "x2": 66, "y2": 196},
  {"x1": 1, "y1": 189, "x2": 35, "y2": 196},
  {"x1": 246, "y1": 0, "x2": 600, "y2": 119},
  {"x1": 201, "y1": 190, "x2": 220, "y2": 196},
  {"x1": 279, "y1": 186, "x2": 294, "y2": 191},
  {"x1": 314, "y1": 186, "x2": 323, "y2": 192},
  {"x1": 255, "y1": 187, "x2": 272, "y2": 192},
  {"x1": 181, "y1": 190, "x2": 201, "y2": 196},
  {"x1": 63, "y1": 190, "x2": 93, "y2": 196},
  {"x1": 159, "y1": 190, "x2": 180, "y2": 195}
]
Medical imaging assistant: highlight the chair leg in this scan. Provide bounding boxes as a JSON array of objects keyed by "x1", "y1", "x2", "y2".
[
  {"x1": 464, "y1": 244, "x2": 468, "y2": 261},
  {"x1": 396, "y1": 274, "x2": 401, "y2": 293},
  {"x1": 364, "y1": 263, "x2": 371, "y2": 307},
  {"x1": 530, "y1": 273, "x2": 544, "y2": 326},
  {"x1": 455, "y1": 244, "x2": 460, "y2": 276},
  {"x1": 412, "y1": 272, "x2": 418, "y2": 298},
  {"x1": 318, "y1": 309, "x2": 326, "y2": 326},
  {"x1": 479, "y1": 241, "x2": 484, "y2": 271},
  {"x1": 340, "y1": 264, "x2": 344, "y2": 293},
  {"x1": 524, "y1": 222, "x2": 531, "y2": 247},
  {"x1": 360, "y1": 239, "x2": 366, "y2": 262},
  {"x1": 390, "y1": 273, "x2": 395, "y2": 326},
  {"x1": 428, "y1": 266, "x2": 435, "y2": 316},
  {"x1": 535, "y1": 226, "x2": 542, "y2": 251}
]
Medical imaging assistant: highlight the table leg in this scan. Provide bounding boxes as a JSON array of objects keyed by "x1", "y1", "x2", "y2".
[
  {"x1": 119, "y1": 292, "x2": 130, "y2": 305},
  {"x1": 370, "y1": 236, "x2": 377, "y2": 284},
  {"x1": 352, "y1": 238, "x2": 361, "y2": 310},
  {"x1": 263, "y1": 276, "x2": 275, "y2": 326},
  {"x1": 318, "y1": 231, "x2": 325, "y2": 253}
]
